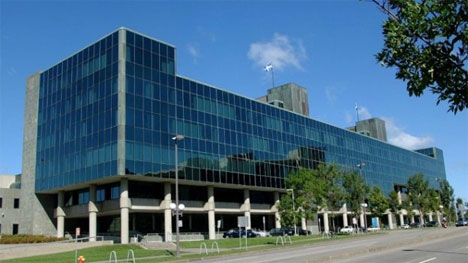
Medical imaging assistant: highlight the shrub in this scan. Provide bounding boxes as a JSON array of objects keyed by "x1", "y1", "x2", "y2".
[{"x1": 0, "y1": 235, "x2": 66, "y2": 244}]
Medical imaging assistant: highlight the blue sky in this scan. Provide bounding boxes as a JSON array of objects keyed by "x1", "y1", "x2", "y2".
[{"x1": 1, "y1": 1, "x2": 467, "y2": 200}]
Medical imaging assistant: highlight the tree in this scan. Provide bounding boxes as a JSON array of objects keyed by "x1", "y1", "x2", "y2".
[
  {"x1": 456, "y1": 197, "x2": 465, "y2": 219},
  {"x1": 278, "y1": 164, "x2": 346, "y2": 232},
  {"x1": 371, "y1": 0, "x2": 468, "y2": 113},
  {"x1": 369, "y1": 186, "x2": 389, "y2": 227},
  {"x1": 343, "y1": 172, "x2": 369, "y2": 227},
  {"x1": 406, "y1": 173, "x2": 429, "y2": 224},
  {"x1": 439, "y1": 178, "x2": 455, "y2": 222},
  {"x1": 388, "y1": 190, "x2": 402, "y2": 220},
  {"x1": 277, "y1": 193, "x2": 298, "y2": 227}
]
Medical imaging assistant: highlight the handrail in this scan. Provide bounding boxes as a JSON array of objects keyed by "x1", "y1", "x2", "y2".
[
  {"x1": 126, "y1": 249, "x2": 135, "y2": 263},
  {"x1": 211, "y1": 241, "x2": 220, "y2": 254},
  {"x1": 275, "y1": 236, "x2": 284, "y2": 246},
  {"x1": 108, "y1": 250, "x2": 117, "y2": 263},
  {"x1": 199, "y1": 242, "x2": 208, "y2": 255}
]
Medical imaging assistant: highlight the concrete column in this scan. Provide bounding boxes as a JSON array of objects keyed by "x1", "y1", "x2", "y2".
[
  {"x1": 164, "y1": 182, "x2": 172, "y2": 242},
  {"x1": 88, "y1": 185, "x2": 98, "y2": 242},
  {"x1": 57, "y1": 191, "x2": 65, "y2": 238},
  {"x1": 397, "y1": 189, "x2": 402, "y2": 204},
  {"x1": 301, "y1": 217, "x2": 307, "y2": 230},
  {"x1": 120, "y1": 179, "x2": 130, "y2": 244},
  {"x1": 342, "y1": 204, "x2": 348, "y2": 227},
  {"x1": 274, "y1": 192, "x2": 281, "y2": 228},
  {"x1": 411, "y1": 215, "x2": 415, "y2": 224},
  {"x1": 207, "y1": 186, "x2": 216, "y2": 240},
  {"x1": 323, "y1": 212, "x2": 329, "y2": 233},
  {"x1": 428, "y1": 212, "x2": 433, "y2": 222},
  {"x1": 360, "y1": 211, "x2": 365, "y2": 228},
  {"x1": 243, "y1": 189, "x2": 251, "y2": 229},
  {"x1": 387, "y1": 212, "x2": 394, "y2": 230},
  {"x1": 399, "y1": 213, "x2": 405, "y2": 226}
]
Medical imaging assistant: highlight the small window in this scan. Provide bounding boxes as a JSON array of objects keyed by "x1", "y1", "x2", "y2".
[
  {"x1": 13, "y1": 198, "x2": 19, "y2": 209},
  {"x1": 12, "y1": 224, "x2": 18, "y2": 235}
]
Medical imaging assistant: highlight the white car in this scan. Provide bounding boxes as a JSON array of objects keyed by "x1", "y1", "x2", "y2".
[
  {"x1": 252, "y1": 229, "x2": 270, "y2": 237},
  {"x1": 401, "y1": 224, "x2": 410, "y2": 229},
  {"x1": 340, "y1": 226, "x2": 355, "y2": 234}
]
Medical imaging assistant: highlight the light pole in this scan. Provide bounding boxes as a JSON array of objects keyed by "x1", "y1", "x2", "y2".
[
  {"x1": 357, "y1": 162, "x2": 365, "y2": 176},
  {"x1": 287, "y1": 189, "x2": 297, "y2": 236},
  {"x1": 361, "y1": 203, "x2": 368, "y2": 232},
  {"x1": 172, "y1": 135, "x2": 184, "y2": 257}
]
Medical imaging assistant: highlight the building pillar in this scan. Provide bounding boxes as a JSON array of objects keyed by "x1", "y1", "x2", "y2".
[
  {"x1": 323, "y1": 212, "x2": 329, "y2": 233},
  {"x1": 387, "y1": 212, "x2": 394, "y2": 230},
  {"x1": 274, "y1": 191, "x2": 281, "y2": 228},
  {"x1": 428, "y1": 212, "x2": 433, "y2": 222},
  {"x1": 120, "y1": 179, "x2": 130, "y2": 244},
  {"x1": 301, "y1": 217, "x2": 307, "y2": 230},
  {"x1": 399, "y1": 213, "x2": 405, "y2": 226},
  {"x1": 207, "y1": 186, "x2": 216, "y2": 240},
  {"x1": 57, "y1": 191, "x2": 65, "y2": 238},
  {"x1": 243, "y1": 189, "x2": 251, "y2": 230},
  {"x1": 360, "y1": 211, "x2": 365, "y2": 228},
  {"x1": 164, "y1": 182, "x2": 172, "y2": 242},
  {"x1": 411, "y1": 215, "x2": 415, "y2": 224},
  {"x1": 89, "y1": 185, "x2": 98, "y2": 242},
  {"x1": 397, "y1": 189, "x2": 402, "y2": 204},
  {"x1": 342, "y1": 204, "x2": 348, "y2": 227}
]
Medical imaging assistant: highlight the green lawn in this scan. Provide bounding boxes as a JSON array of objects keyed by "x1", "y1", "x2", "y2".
[
  {"x1": 0, "y1": 245, "x2": 171, "y2": 263},
  {"x1": 2, "y1": 233, "x2": 384, "y2": 263}
]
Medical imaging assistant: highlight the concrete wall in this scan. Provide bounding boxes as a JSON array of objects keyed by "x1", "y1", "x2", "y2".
[
  {"x1": 265, "y1": 83, "x2": 309, "y2": 116},
  {"x1": 19, "y1": 73, "x2": 57, "y2": 236},
  {"x1": 356, "y1": 118, "x2": 387, "y2": 142},
  {"x1": 0, "y1": 188, "x2": 21, "y2": 234}
]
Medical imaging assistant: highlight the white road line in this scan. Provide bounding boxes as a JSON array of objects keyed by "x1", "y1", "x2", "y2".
[{"x1": 418, "y1": 257, "x2": 437, "y2": 263}]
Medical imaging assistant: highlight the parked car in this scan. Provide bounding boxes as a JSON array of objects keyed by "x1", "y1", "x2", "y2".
[
  {"x1": 298, "y1": 229, "x2": 311, "y2": 235},
  {"x1": 339, "y1": 226, "x2": 355, "y2": 234},
  {"x1": 251, "y1": 229, "x2": 270, "y2": 237},
  {"x1": 423, "y1": 221, "x2": 438, "y2": 227},
  {"x1": 400, "y1": 224, "x2": 410, "y2": 229},
  {"x1": 409, "y1": 222, "x2": 421, "y2": 228},
  {"x1": 270, "y1": 227, "x2": 295, "y2": 236},
  {"x1": 367, "y1": 225, "x2": 380, "y2": 232},
  {"x1": 455, "y1": 218, "x2": 468, "y2": 227},
  {"x1": 223, "y1": 229, "x2": 239, "y2": 238}
]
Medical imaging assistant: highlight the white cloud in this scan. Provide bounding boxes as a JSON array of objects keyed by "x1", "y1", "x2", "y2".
[
  {"x1": 248, "y1": 33, "x2": 307, "y2": 71},
  {"x1": 382, "y1": 117, "x2": 433, "y2": 150},
  {"x1": 187, "y1": 43, "x2": 200, "y2": 62},
  {"x1": 344, "y1": 111, "x2": 353, "y2": 124},
  {"x1": 358, "y1": 106, "x2": 372, "y2": 120}
]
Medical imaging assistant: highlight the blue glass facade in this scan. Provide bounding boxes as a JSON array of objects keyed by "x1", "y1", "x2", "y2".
[{"x1": 35, "y1": 28, "x2": 446, "y2": 195}]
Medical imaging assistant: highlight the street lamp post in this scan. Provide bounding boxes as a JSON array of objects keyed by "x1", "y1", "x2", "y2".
[
  {"x1": 172, "y1": 135, "x2": 184, "y2": 257},
  {"x1": 287, "y1": 189, "x2": 297, "y2": 236},
  {"x1": 361, "y1": 203, "x2": 368, "y2": 232}
]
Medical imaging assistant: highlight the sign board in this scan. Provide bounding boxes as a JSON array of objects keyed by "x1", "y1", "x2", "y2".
[
  {"x1": 75, "y1": 227, "x2": 81, "y2": 237},
  {"x1": 237, "y1": 216, "x2": 249, "y2": 228}
]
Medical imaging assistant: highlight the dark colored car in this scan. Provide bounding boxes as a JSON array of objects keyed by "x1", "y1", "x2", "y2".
[
  {"x1": 298, "y1": 229, "x2": 312, "y2": 235},
  {"x1": 423, "y1": 221, "x2": 438, "y2": 227},
  {"x1": 270, "y1": 227, "x2": 295, "y2": 236},
  {"x1": 455, "y1": 218, "x2": 468, "y2": 227},
  {"x1": 223, "y1": 229, "x2": 257, "y2": 238},
  {"x1": 409, "y1": 222, "x2": 421, "y2": 228}
]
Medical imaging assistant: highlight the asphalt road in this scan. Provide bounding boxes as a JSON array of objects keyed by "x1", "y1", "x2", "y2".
[
  {"x1": 334, "y1": 229, "x2": 468, "y2": 263},
  {"x1": 199, "y1": 227, "x2": 468, "y2": 263}
]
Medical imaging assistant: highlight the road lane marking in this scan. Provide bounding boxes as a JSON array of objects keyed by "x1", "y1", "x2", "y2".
[{"x1": 418, "y1": 257, "x2": 437, "y2": 263}]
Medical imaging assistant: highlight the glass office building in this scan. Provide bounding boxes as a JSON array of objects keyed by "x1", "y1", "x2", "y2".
[{"x1": 24, "y1": 28, "x2": 445, "y2": 242}]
